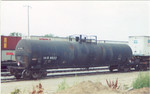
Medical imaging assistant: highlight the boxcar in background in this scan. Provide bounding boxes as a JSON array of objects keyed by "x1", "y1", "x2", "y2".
[{"x1": 1, "y1": 36, "x2": 21, "y2": 69}]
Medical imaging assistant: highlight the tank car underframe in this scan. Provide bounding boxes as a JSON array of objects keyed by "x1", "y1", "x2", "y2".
[
  {"x1": 109, "y1": 60, "x2": 148, "y2": 72},
  {"x1": 131, "y1": 56, "x2": 149, "y2": 71},
  {"x1": 8, "y1": 66, "x2": 47, "y2": 79},
  {"x1": 108, "y1": 58, "x2": 132, "y2": 72},
  {"x1": 109, "y1": 63, "x2": 131, "y2": 72}
]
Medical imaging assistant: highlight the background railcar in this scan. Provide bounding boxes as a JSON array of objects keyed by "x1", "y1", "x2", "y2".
[
  {"x1": 129, "y1": 36, "x2": 150, "y2": 70},
  {"x1": 1, "y1": 36, "x2": 21, "y2": 69}
]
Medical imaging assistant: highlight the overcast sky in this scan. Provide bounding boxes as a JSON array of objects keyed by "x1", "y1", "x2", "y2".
[{"x1": 1, "y1": 1, "x2": 150, "y2": 41}]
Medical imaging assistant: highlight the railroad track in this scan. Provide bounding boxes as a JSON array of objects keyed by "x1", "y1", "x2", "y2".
[
  {"x1": 1, "y1": 67, "x2": 108, "y2": 76},
  {"x1": 1, "y1": 67, "x2": 109, "y2": 83},
  {"x1": 1, "y1": 67, "x2": 149, "y2": 83},
  {"x1": 1, "y1": 69, "x2": 9, "y2": 72}
]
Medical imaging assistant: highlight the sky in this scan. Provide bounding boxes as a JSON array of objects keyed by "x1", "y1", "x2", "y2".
[{"x1": 1, "y1": 1, "x2": 150, "y2": 41}]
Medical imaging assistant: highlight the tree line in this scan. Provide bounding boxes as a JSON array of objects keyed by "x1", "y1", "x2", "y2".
[{"x1": 9, "y1": 32, "x2": 56, "y2": 38}]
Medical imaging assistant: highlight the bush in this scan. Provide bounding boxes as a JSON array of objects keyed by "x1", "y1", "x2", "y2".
[
  {"x1": 11, "y1": 89, "x2": 21, "y2": 94},
  {"x1": 57, "y1": 79, "x2": 69, "y2": 92},
  {"x1": 132, "y1": 72, "x2": 150, "y2": 89}
]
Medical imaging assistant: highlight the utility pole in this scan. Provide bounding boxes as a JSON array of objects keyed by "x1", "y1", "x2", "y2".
[{"x1": 24, "y1": 5, "x2": 32, "y2": 39}]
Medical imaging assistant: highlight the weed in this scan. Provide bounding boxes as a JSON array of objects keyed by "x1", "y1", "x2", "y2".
[
  {"x1": 73, "y1": 74, "x2": 79, "y2": 86},
  {"x1": 11, "y1": 89, "x2": 21, "y2": 94},
  {"x1": 123, "y1": 84, "x2": 129, "y2": 90},
  {"x1": 57, "y1": 79, "x2": 69, "y2": 92},
  {"x1": 132, "y1": 72, "x2": 150, "y2": 89},
  {"x1": 106, "y1": 78, "x2": 120, "y2": 89},
  {"x1": 30, "y1": 83, "x2": 44, "y2": 94}
]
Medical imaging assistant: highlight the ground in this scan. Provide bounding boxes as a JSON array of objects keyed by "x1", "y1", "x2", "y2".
[{"x1": 1, "y1": 71, "x2": 150, "y2": 94}]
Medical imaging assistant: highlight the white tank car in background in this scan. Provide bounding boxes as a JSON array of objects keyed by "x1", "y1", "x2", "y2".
[
  {"x1": 129, "y1": 36, "x2": 150, "y2": 56},
  {"x1": 129, "y1": 36, "x2": 150, "y2": 70}
]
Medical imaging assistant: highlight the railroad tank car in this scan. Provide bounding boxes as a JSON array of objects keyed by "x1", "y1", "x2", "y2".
[{"x1": 9, "y1": 35, "x2": 132, "y2": 79}]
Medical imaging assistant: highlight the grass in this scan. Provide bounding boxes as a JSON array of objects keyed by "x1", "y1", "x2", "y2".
[
  {"x1": 57, "y1": 79, "x2": 69, "y2": 92},
  {"x1": 73, "y1": 74, "x2": 79, "y2": 86},
  {"x1": 10, "y1": 83, "x2": 44, "y2": 94},
  {"x1": 56, "y1": 75, "x2": 79, "y2": 92},
  {"x1": 10, "y1": 75, "x2": 77, "y2": 94},
  {"x1": 132, "y1": 72, "x2": 150, "y2": 89},
  {"x1": 11, "y1": 89, "x2": 21, "y2": 94},
  {"x1": 123, "y1": 84, "x2": 129, "y2": 90}
]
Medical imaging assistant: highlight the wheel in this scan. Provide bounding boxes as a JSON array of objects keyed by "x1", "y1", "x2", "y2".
[
  {"x1": 118, "y1": 65, "x2": 124, "y2": 72},
  {"x1": 14, "y1": 70, "x2": 22, "y2": 79},
  {"x1": 22, "y1": 69, "x2": 32, "y2": 79},
  {"x1": 15, "y1": 74, "x2": 22, "y2": 79},
  {"x1": 123, "y1": 67, "x2": 130, "y2": 72},
  {"x1": 42, "y1": 70, "x2": 47, "y2": 77},
  {"x1": 143, "y1": 65, "x2": 147, "y2": 71},
  {"x1": 109, "y1": 66, "x2": 113, "y2": 72},
  {"x1": 135, "y1": 65, "x2": 140, "y2": 71},
  {"x1": 118, "y1": 65, "x2": 130, "y2": 72},
  {"x1": 139, "y1": 65, "x2": 147, "y2": 71},
  {"x1": 32, "y1": 71, "x2": 41, "y2": 79}
]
